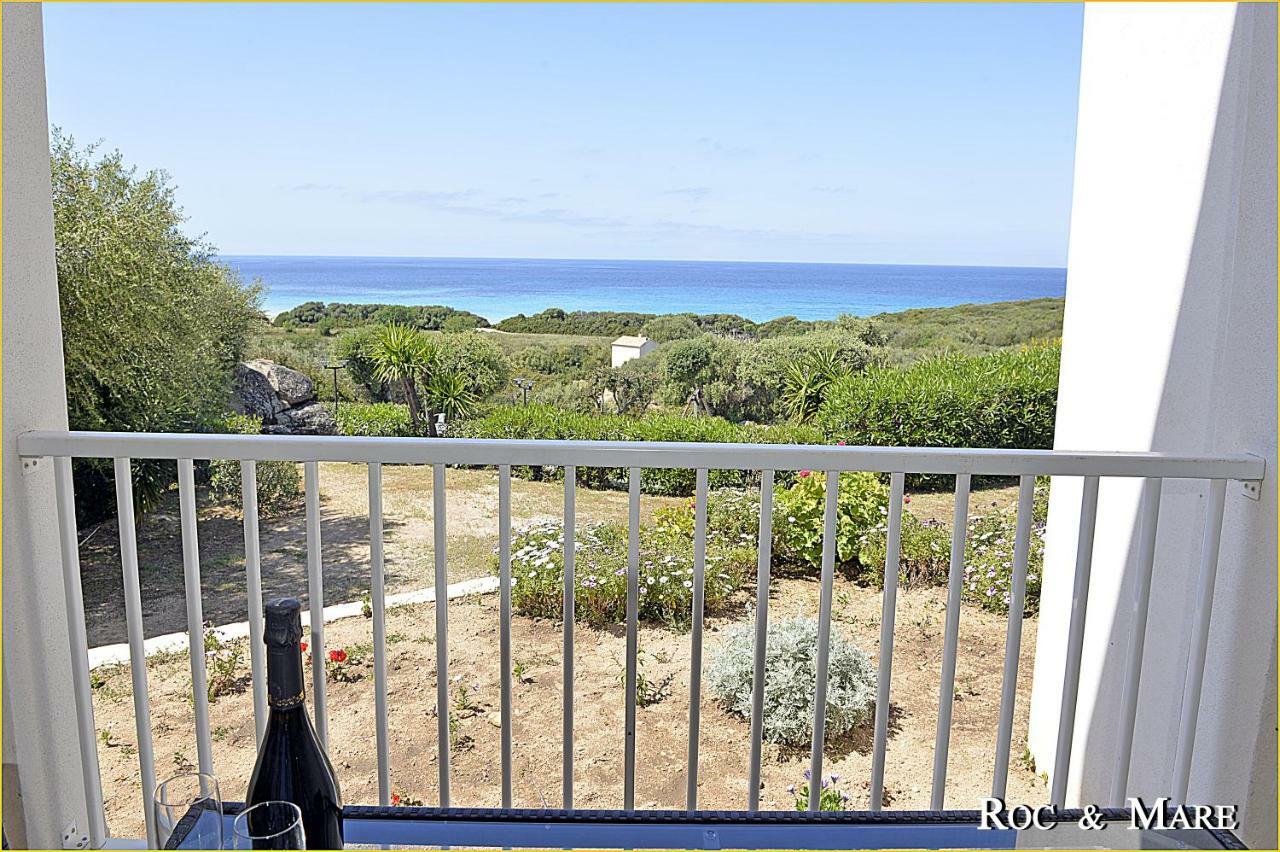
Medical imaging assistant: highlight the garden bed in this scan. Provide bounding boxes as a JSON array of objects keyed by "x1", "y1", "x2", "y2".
[{"x1": 90, "y1": 575, "x2": 1044, "y2": 839}]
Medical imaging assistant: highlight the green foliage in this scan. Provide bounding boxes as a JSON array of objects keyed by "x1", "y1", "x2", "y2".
[
  {"x1": 368, "y1": 324, "x2": 433, "y2": 425},
  {"x1": 273, "y1": 301, "x2": 487, "y2": 331},
  {"x1": 708, "y1": 616, "x2": 876, "y2": 747},
  {"x1": 782, "y1": 347, "x2": 853, "y2": 423},
  {"x1": 363, "y1": 326, "x2": 509, "y2": 432},
  {"x1": 962, "y1": 480, "x2": 1048, "y2": 615},
  {"x1": 52, "y1": 132, "x2": 262, "y2": 520},
  {"x1": 502, "y1": 519, "x2": 752, "y2": 627},
  {"x1": 246, "y1": 325, "x2": 367, "y2": 403},
  {"x1": 495, "y1": 307, "x2": 756, "y2": 337},
  {"x1": 424, "y1": 371, "x2": 479, "y2": 421},
  {"x1": 773, "y1": 471, "x2": 889, "y2": 569},
  {"x1": 514, "y1": 342, "x2": 608, "y2": 378},
  {"x1": 871, "y1": 298, "x2": 1064, "y2": 354},
  {"x1": 208, "y1": 415, "x2": 302, "y2": 516},
  {"x1": 598, "y1": 358, "x2": 662, "y2": 416},
  {"x1": 640, "y1": 314, "x2": 701, "y2": 342},
  {"x1": 858, "y1": 479, "x2": 1049, "y2": 615},
  {"x1": 203, "y1": 627, "x2": 244, "y2": 701},
  {"x1": 333, "y1": 325, "x2": 390, "y2": 401},
  {"x1": 858, "y1": 512, "x2": 953, "y2": 589},
  {"x1": 792, "y1": 775, "x2": 853, "y2": 811},
  {"x1": 336, "y1": 402, "x2": 416, "y2": 437},
  {"x1": 456, "y1": 405, "x2": 833, "y2": 495},
  {"x1": 816, "y1": 342, "x2": 1060, "y2": 487},
  {"x1": 432, "y1": 331, "x2": 511, "y2": 400}
]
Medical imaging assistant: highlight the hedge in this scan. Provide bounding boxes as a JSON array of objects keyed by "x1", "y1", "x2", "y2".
[
  {"x1": 453, "y1": 406, "x2": 824, "y2": 495},
  {"x1": 816, "y1": 342, "x2": 1060, "y2": 487}
]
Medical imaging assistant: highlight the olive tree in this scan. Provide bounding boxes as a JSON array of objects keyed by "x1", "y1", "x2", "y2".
[{"x1": 51, "y1": 131, "x2": 262, "y2": 519}]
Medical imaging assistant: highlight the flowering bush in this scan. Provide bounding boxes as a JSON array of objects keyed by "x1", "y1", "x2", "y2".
[
  {"x1": 501, "y1": 517, "x2": 752, "y2": 627},
  {"x1": 773, "y1": 471, "x2": 888, "y2": 570},
  {"x1": 324, "y1": 646, "x2": 362, "y2": 683},
  {"x1": 791, "y1": 771, "x2": 851, "y2": 811},
  {"x1": 858, "y1": 512, "x2": 952, "y2": 588},
  {"x1": 708, "y1": 616, "x2": 876, "y2": 747},
  {"x1": 859, "y1": 479, "x2": 1048, "y2": 615},
  {"x1": 963, "y1": 498, "x2": 1045, "y2": 615}
]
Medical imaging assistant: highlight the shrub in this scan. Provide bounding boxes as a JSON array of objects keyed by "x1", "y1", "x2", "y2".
[
  {"x1": 502, "y1": 519, "x2": 753, "y2": 628},
  {"x1": 53, "y1": 132, "x2": 261, "y2": 522},
  {"x1": 858, "y1": 512, "x2": 953, "y2": 588},
  {"x1": 708, "y1": 616, "x2": 876, "y2": 747},
  {"x1": 858, "y1": 479, "x2": 1049, "y2": 615},
  {"x1": 454, "y1": 405, "x2": 832, "y2": 496},
  {"x1": 336, "y1": 402, "x2": 416, "y2": 437},
  {"x1": 208, "y1": 415, "x2": 301, "y2": 516},
  {"x1": 962, "y1": 481, "x2": 1048, "y2": 615},
  {"x1": 816, "y1": 342, "x2": 1060, "y2": 488},
  {"x1": 773, "y1": 471, "x2": 889, "y2": 570}
]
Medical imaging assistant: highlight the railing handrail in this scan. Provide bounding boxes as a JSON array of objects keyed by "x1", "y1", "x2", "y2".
[{"x1": 16, "y1": 429, "x2": 1266, "y2": 480}]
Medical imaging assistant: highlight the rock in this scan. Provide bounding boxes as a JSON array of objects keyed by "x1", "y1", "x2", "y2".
[
  {"x1": 245, "y1": 359, "x2": 314, "y2": 406},
  {"x1": 232, "y1": 363, "x2": 285, "y2": 421},
  {"x1": 277, "y1": 401, "x2": 337, "y2": 435}
]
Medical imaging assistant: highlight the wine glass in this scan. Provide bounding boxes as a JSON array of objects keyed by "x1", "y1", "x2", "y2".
[
  {"x1": 232, "y1": 801, "x2": 306, "y2": 850},
  {"x1": 153, "y1": 772, "x2": 223, "y2": 849}
]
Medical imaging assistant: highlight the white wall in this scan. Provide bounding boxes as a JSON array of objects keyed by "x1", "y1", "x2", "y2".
[
  {"x1": 2, "y1": 5, "x2": 99, "y2": 848},
  {"x1": 1028, "y1": 3, "x2": 1276, "y2": 847}
]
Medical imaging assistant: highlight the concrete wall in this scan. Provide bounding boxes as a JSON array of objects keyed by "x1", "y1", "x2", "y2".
[
  {"x1": 1027, "y1": 3, "x2": 1276, "y2": 847},
  {"x1": 2, "y1": 4, "x2": 98, "y2": 848}
]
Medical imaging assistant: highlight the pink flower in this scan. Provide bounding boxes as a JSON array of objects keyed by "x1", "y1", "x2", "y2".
[
  {"x1": 904, "y1": 496, "x2": 912, "y2": 504},
  {"x1": 799, "y1": 470, "x2": 811, "y2": 478},
  {"x1": 836, "y1": 440, "x2": 847, "y2": 446}
]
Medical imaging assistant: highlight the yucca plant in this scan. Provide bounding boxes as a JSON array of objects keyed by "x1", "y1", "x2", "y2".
[{"x1": 367, "y1": 324, "x2": 436, "y2": 429}]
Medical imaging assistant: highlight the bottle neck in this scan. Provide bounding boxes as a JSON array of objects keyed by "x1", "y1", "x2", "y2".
[{"x1": 266, "y1": 642, "x2": 306, "y2": 710}]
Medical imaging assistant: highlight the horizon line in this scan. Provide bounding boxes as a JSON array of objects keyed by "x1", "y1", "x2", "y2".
[{"x1": 216, "y1": 252, "x2": 1068, "y2": 272}]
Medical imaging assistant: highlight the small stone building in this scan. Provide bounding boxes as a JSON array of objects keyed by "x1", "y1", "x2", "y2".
[{"x1": 611, "y1": 335, "x2": 656, "y2": 368}]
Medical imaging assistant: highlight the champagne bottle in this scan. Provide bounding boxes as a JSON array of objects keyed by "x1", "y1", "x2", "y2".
[{"x1": 246, "y1": 598, "x2": 344, "y2": 849}]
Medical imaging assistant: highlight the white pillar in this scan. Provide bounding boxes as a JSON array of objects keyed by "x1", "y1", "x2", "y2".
[
  {"x1": 2, "y1": 5, "x2": 97, "y2": 848},
  {"x1": 1028, "y1": 3, "x2": 1276, "y2": 847}
]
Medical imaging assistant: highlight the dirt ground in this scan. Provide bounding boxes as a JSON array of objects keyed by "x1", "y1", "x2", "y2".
[
  {"x1": 79, "y1": 464, "x2": 687, "y2": 646},
  {"x1": 91, "y1": 575, "x2": 1043, "y2": 839},
  {"x1": 78, "y1": 463, "x2": 1019, "y2": 647}
]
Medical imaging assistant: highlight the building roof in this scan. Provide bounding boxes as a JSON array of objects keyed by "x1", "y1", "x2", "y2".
[{"x1": 612, "y1": 335, "x2": 652, "y2": 347}]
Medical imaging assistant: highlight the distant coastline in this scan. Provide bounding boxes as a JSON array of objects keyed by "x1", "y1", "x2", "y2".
[{"x1": 220, "y1": 255, "x2": 1067, "y2": 323}]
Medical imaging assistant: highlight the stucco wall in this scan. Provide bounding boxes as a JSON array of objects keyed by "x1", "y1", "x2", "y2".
[
  {"x1": 2, "y1": 5, "x2": 98, "y2": 848},
  {"x1": 1027, "y1": 3, "x2": 1276, "y2": 847}
]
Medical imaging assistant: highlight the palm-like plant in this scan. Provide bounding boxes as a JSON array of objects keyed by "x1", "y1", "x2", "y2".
[
  {"x1": 367, "y1": 324, "x2": 435, "y2": 428},
  {"x1": 782, "y1": 348, "x2": 852, "y2": 423},
  {"x1": 424, "y1": 372, "x2": 479, "y2": 422}
]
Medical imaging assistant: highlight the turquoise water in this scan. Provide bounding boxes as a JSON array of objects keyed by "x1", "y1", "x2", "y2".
[{"x1": 221, "y1": 255, "x2": 1066, "y2": 322}]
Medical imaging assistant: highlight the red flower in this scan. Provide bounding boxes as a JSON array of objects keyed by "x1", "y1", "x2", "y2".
[
  {"x1": 904, "y1": 497, "x2": 912, "y2": 504},
  {"x1": 328, "y1": 649, "x2": 347, "y2": 663},
  {"x1": 799, "y1": 470, "x2": 811, "y2": 478},
  {"x1": 299, "y1": 642, "x2": 308, "y2": 653},
  {"x1": 391, "y1": 793, "x2": 401, "y2": 806}
]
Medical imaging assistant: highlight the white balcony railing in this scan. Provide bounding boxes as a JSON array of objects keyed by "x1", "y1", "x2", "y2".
[{"x1": 15, "y1": 430, "x2": 1266, "y2": 848}]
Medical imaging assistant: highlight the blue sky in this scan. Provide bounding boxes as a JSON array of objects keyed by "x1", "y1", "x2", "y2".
[{"x1": 43, "y1": 3, "x2": 1083, "y2": 267}]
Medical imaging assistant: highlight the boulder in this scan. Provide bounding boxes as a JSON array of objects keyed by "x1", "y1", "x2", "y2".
[
  {"x1": 276, "y1": 402, "x2": 337, "y2": 435},
  {"x1": 232, "y1": 363, "x2": 286, "y2": 421},
  {"x1": 244, "y1": 359, "x2": 314, "y2": 406}
]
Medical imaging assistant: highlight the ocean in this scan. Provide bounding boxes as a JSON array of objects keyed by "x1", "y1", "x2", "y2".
[{"x1": 220, "y1": 255, "x2": 1067, "y2": 322}]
